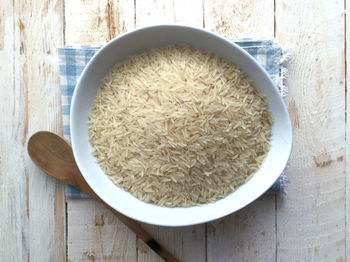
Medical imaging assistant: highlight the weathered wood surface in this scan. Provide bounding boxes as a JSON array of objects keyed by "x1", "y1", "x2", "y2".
[
  {"x1": 0, "y1": 0, "x2": 66, "y2": 261},
  {"x1": 1, "y1": 0, "x2": 347, "y2": 261},
  {"x1": 65, "y1": 0, "x2": 135, "y2": 46},
  {"x1": 276, "y1": 0, "x2": 346, "y2": 261},
  {"x1": 347, "y1": 1, "x2": 350, "y2": 260},
  {"x1": 67, "y1": 199, "x2": 137, "y2": 262}
]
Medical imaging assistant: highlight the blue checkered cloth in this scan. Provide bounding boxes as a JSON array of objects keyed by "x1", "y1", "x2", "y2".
[{"x1": 59, "y1": 39, "x2": 290, "y2": 198}]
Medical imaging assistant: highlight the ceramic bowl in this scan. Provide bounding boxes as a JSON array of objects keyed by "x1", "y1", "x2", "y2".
[{"x1": 70, "y1": 25, "x2": 292, "y2": 226}]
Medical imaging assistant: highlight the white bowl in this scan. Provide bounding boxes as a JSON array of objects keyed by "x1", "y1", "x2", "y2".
[{"x1": 71, "y1": 25, "x2": 292, "y2": 226}]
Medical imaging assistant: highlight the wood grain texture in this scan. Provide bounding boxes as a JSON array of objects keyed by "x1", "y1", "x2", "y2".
[
  {"x1": 67, "y1": 199, "x2": 137, "y2": 262},
  {"x1": 276, "y1": 0, "x2": 346, "y2": 261},
  {"x1": 135, "y1": 0, "x2": 203, "y2": 28},
  {"x1": 0, "y1": 0, "x2": 66, "y2": 261},
  {"x1": 347, "y1": 1, "x2": 350, "y2": 260},
  {"x1": 203, "y1": 1, "x2": 276, "y2": 261},
  {"x1": 203, "y1": 0, "x2": 274, "y2": 38},
  {"x1": 0, "y1": 2, "x2": 22, "y2": 260},
  {"x1": 207, "y1": 196, "x2": 276, "y2": 262},
  {"x1": 65, "y1": 0, "x2": 134, "y2": 45},
  {"x1": 137, "y1": 224, "x2": 205, "y2": 262},
  {"x1": 0, "y1": 1, "x2": 6, "y2": 50}
]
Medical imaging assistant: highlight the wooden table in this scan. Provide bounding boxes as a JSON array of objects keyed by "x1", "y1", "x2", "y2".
[{"x1": 1, "y1": 0, "x2": 346, "y2": 261}]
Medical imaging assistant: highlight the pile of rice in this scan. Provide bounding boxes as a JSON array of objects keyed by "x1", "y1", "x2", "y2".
[{"x1": 88, "y1": 45, "x2": 273, "y2": 207}]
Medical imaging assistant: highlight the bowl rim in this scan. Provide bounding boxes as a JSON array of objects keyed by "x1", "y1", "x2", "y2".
[{"x1": 71, "y1": 24, "x2": 293, "y2": 226}]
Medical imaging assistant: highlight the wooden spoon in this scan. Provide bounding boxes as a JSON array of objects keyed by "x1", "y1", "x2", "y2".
[{"x1": 27, "y1": 131, "x2": 178, "y2": 262}]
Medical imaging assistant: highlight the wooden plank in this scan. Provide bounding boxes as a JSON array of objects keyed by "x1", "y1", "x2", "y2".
[
  {"x1": 137, "y1": 223, "x2": 206, "y2": 262},
  {"x1": 204, "y1": 0, "x2": 274, "y2": 38},
  {"x1": 134, "y1": 1, "x2": 205, "y2": 261},
  {"x1": 347, "y1": 1, "x2": 350, "y2": 260},
  {"x1": 203, "y1": 0, "x2": 276, "y2": 261},
  {"x1": 275, "y1": 1, "x2": 346, "y2": 261},
  {"x1": 207, "y1": 196, "x2": 276, "y2": 262},
  {"x1": 65, "y1": 0, "x2": 134, "y2": 46},
  {"x1": 67, "y1": 199, "x2": 137, "y2": 262},
  {"x1": 0, "y1": 2, "x2": 22, "y2": 260},
  {"x1": 65, "y1": 0, "x2": 138, "y2": 261},
  {"x1": 0, "y1": 0, "x2": 66, "y2": 261},
  {"x1": 19, "y1": 0, "x2": 66, "y2": 260},
  {"x1": 135, "y1": 0, "x2": 203, "y2": 28}
]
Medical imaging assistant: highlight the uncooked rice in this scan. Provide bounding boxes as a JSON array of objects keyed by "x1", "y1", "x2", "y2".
[{"x1": 88, "y1": 45, "x2": 273, "y2": 207}]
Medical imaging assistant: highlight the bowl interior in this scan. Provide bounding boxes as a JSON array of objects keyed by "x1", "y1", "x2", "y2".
[{"x1": 71, "y1": 25, "x2": 292, "y2": 226}]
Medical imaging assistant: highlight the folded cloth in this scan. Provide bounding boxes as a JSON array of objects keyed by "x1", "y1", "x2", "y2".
[{"x1": 59, "y1": 39, "x2": 290, "y2": 198}]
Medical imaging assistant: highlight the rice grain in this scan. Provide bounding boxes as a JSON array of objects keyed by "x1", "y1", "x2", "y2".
[{"x1": 88, "y1": 45, "x2": 273, "y2": 207}]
